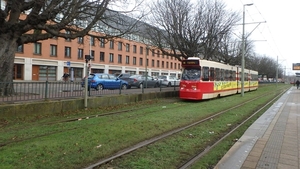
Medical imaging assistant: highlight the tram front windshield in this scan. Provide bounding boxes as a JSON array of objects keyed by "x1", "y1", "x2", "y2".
[{"x1": 181, "y1": 67, "x2": 201, "y2": 81}]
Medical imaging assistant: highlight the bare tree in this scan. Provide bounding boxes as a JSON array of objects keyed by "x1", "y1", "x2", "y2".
[
  {"x1": 255, "y1": 55, "x2": 278, "y2": 79},
  {"x1": 145, "y1": 0, "x2": 239, "y2": 61},
  {"x1": 214, "y1": 33, "x2": 240, "y2": 64},
  {"x1": 0, "y1": 0, "x2": 143, "y2": 96},
  {"x1": 246, "y1": 52, "x2": 261, "y2": 71}
]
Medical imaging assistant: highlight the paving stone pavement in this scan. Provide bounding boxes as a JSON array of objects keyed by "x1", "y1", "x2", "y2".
[{"x1": 215, "y1": 86, "x2": 300, "y2": 169}]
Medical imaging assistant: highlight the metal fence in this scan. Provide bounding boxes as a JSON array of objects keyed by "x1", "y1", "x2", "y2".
[{"x1": 0, "y1": 81, "x2": 179, "y2": 104}]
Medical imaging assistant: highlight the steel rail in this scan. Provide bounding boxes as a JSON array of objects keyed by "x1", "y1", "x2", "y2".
[
  {"x1": 178, "y1": 88, "x2": 287, "y2": 169},
  {"x1": 83, "y1": 89, "x2": 283, "y2": 169}
]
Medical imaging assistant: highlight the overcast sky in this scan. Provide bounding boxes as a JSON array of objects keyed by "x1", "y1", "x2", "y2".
[
  {"x1": 139, "y1": 0, "x2": 300, "y2": 75},
  {"x1": 225, "y1": 0, "x2": 300, "y2": 75}
]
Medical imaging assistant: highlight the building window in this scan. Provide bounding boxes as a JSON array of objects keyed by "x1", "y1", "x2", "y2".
[
  {"x1": 157, "y1": 50, "x2": 160, "y2": 57},
  {"x1": 109, "y1": 53, "x2": 114, "y2": 62},
  {"x1": 133, "y1": 45, "x2": 137, "y2": 53},
  {"x1": 73, "y1": 67, "x2": 83, "y2": 81},
  {"x1": 133, "y1": 57, "x2": 136, "y2": 65},
  {"x1": 39, "y1": 66, "x2": 57, "y2": 81},
  {"x1": 140, "y1": 46, "x2": 143, "y2": 54},
  {"x1": 152, "y1": 49, "x2": 155, "y2": 56},
  {"x1": 157, "y1": 60, "x2": 160, "y2": 68},
  {"x1": 100, "y1": 38, "x2": 105, "y2": 48},
  {"x1": 90, "y1": 50, "x2": 95, "y2": 61},
  {"x1": 34, "y1": 42, "x2": 42, "y2": 54},
  {"x1": 162, "y1": 61, "x2": 164, "y2": 68},
  {"x1": 166, "y1": 62, "x2": 169, "y2": 68},
  {"x1": 100, "y1": 52, "x2": 105, "y2": 62},
  {"x1": 65, "y1": 30, "x2": 71, "y2": 41},
  {"x1": 171, "y1": 62, "x2": 173, "y2": 69},
  {"x1": 152, "y1": 59, "x2": 154, "y2": 67},
  {"x1": 78, "y1": 48, "x2": 83, "y2": 59},
  {"x1": 16, "y1": 45, "x2": 23, "y2": 53},
  {"x1": 146, "y1": 48, "x2": 149, "y2": 56},
  {"x1": 13, "y1": 64, "x2": 23, "y2": 80},
  {"x1": 139, "y1": 58, "x2": 143, "y2": 66},
  {"x1": 90, "y1": 36, "x2": 95, "y2": 46},
  {"x1": 126, "y1": 43, "x2": 130, "y2": 52},
  {"x1": 175, "y1": 63, "x2": 177, "y2": 69},
  {"x1": 118, "y1": 54, "x2": 122, "y2": 63},
  {"x1": 118, "y1": 42, "x2": 122, "y2": 51},
  {"x1": 78, "y1": 37, "x2": 84, "y2": 44},
  {"x1": 65, "y1": 47, "x2": 71, "y2": 58},
  {"x1": 126, "y1": 55, "x2": 129, "y2": 64},
  {"x1": 109, "y1": 40, "x2": 114, "y2": 49},
  {"x1": 50, "y1": 44, "x2": 57, "y2": 56}
]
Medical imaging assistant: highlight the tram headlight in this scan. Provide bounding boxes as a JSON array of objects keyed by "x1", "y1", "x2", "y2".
[
  {"x1": 191, "y1": 85, "x2": 197, "y2": 90},
  {"x1": 180, "y1": 84, "x2": 186, "y2": 90}
]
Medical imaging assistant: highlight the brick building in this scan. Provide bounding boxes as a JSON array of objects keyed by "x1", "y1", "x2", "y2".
[
  {"x1": 8, "y1": 6, "x2": 182, "y2": 81},
  {"x1": 14, "y1": 34, "x2": 182, "y2": 81}
]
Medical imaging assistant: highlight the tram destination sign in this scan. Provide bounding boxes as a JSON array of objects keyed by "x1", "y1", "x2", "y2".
[
  {"x1": 292, "y1": 63, "x2": 300, "y2": 70},
  {"x1": 182, "y1": 60, "x2": 199, "y2": 66}
]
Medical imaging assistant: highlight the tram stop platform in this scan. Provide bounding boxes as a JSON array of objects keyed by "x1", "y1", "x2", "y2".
[{"x1": 215, "y1": 86, "x2": 300, "y2": 169}]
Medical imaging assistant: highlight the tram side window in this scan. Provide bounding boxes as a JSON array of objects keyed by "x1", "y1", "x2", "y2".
[
  {"x1": 209, "y1": 68, "x2": 215, "y2": 81},
  {"x1": 239, "y1": 72, "x2": 247, "y2": 81},
  {"x1": 215, "y1": 68, "x2": 220, "y2": 81},
  {"x1": 252, "y1": 74, "x2": 258, "y2": 81},
  {"x1": 232, "y1": 71, "x2": 236, "y2": 81},
  {"x1": 245, "y1": 73, "x2": 248, "y2": 81},
  {"x1": 220, "y1": 69, "x2": 224, "y2": 81},
  {"x1": 202, "y1": 66, "x2": 209, "y2": 81},
  {"x1": 228, "y1": 70, "x2": 233, "y2": 81},
  {"x1": 225, "y1": 70, "x2": 229, "y2": 81},
  {"x1": 228, "y1": 70, "x2": 234, "y2": 81}
]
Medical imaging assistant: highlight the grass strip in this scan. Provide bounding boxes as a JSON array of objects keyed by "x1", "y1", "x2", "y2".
[
  {"x1": 97, "y1": 86, "x2": 284, "y2": 169},
  {"x1": 0, "y1": 84, "x2": 291, "y2": 169}
]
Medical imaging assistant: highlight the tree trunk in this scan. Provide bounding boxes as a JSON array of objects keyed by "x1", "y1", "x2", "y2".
[{"x1": 0, "y1": 34, "x2": 18, "y2": 96}]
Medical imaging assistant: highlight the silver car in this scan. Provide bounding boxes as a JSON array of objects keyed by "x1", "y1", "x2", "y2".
[
  {"x1": 130, "y1": 75, "x2": 160, "y2": 88},
  {"x1": 157, "y1": 75, "x2": 180, "y2": 87}
]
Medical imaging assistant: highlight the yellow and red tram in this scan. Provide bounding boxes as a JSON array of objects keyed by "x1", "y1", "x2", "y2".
[{"x1": 179, "y1": 57, "x2": 258, "y2": 100}]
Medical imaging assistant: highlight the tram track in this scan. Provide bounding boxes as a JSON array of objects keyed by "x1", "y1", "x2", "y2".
[
  {"x1": 83, "y1": 88, "x2": 287, "y2": 169},
  {"x1": 0, "y1": 85, "x2": 289, "y2": 169},
  {"x1": 177, "y1": 88, "x2": 287, "y2": 169}
]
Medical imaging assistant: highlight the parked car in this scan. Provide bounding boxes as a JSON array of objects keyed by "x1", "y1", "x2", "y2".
[
  {"x1": 81, "y1": 73, "x2": 128, "y2": 90},
  {"x1": 130, "y1": 74, "x2": 160, "y2": 88},
  {"x1": 157, "y1": 75, "x2": 180, "y2": 87},
  {"x1": 115, "y1": 73, "x2": 135, "y2": 89}
]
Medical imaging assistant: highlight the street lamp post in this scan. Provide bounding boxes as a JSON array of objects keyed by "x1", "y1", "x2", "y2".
[
  {"x1": 276, "y1": 56, "x2": 278, "y2": 87},
  {"x1": 241, "y1": 3, "x2": 253, "y2": 97},
  {"x1": 84, "y1": 55, "x2": 91, "y2": 109}
]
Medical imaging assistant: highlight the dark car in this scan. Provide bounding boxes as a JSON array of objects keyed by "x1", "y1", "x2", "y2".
[
  {"x1": 115, "y1": 73, "x2": 135, "y2": 89},
  {"x1": 130, "y1": 74, "x2": 160, "y2": 88},
  {"x1": 81, "y1": 73, "x2": 128, "y2": 90}
]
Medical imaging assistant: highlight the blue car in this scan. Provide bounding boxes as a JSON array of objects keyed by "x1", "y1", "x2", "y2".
[{"x1": 81, "y1": 73, "x2": 128, "y2": 90}]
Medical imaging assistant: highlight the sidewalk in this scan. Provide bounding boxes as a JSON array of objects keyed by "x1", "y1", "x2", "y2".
[{"x1": 215, "y1": 86, "x2": 300, "y2": 169}]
